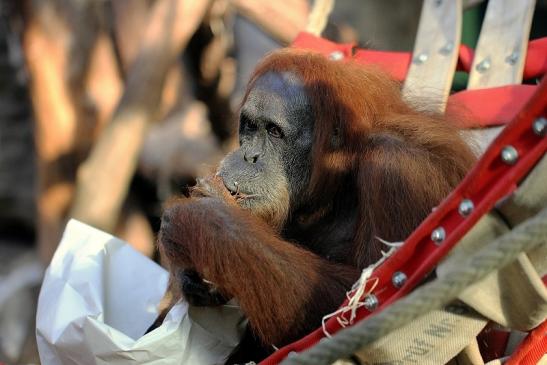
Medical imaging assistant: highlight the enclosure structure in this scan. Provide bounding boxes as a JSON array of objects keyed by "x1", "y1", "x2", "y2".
[{"x1": 260, "y1": 0, "x2": 546, "y2": 364}]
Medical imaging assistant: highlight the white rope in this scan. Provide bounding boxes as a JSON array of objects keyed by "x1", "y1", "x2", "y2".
[{"x1": 321, "y1": 237, "x2": 403, "y2": 337}]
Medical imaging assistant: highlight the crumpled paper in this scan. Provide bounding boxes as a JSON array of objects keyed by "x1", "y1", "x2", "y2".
[{"x1": 36, "y1": 219, "x2": 246, "y2": 365}]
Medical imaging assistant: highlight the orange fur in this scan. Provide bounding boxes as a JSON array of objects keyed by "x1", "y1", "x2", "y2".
[
  {"x1": 248, "y1": 50, "x2": 475, "y2": 265},
  {"x1": 159, "y1": 49, "x2": 476, "y2": 360}
]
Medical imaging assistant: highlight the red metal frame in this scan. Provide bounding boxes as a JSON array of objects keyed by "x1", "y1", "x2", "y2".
[
  {"x1": 293, "y1": 33, "x2": 547, "y2": 128},
  {"x1": 293, "y1": 33, "x2": 547, "y2": 82},
  {"x1": 260, "y1": 33, "x2": 547, "y2": 365}
]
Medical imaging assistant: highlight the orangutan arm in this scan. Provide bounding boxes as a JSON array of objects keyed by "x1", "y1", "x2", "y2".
[{"x1": 158, "y1": 197, "x2": 359, "y2": 345}]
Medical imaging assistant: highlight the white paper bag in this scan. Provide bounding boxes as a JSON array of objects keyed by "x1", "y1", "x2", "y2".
[{"x1": 36, "y1": 219, "x2": 245, "y2": 365}]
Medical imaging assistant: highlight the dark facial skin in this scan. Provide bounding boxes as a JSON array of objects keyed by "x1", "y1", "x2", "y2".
[
  {"x1": 217, "y1": 71, "x2": 357, "y2": 261},
  {"x1": 172, "y1": 72, "x2": 315, "y2": 308},
  {"x1": 217, "y1": 71, "x2": 314, "y2": 229}
]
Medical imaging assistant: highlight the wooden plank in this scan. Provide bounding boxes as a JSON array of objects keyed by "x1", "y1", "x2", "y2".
[
  {"x1": 466, "y1": 0, "x2": 536, "y2": 154},
  {"x1": 467, "y1": 0, "x2": 536, "y2": 89},
  {"x1": 403, "y1": 0, "x2": 462, "y2": 111}
]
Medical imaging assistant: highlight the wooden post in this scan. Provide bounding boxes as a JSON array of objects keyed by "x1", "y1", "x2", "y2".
[
  {"x1": 467, "y1": 0, "x2": 536, "y2": 88},
  {"x1": 403, "y1": 0, "x2": 462, "y2": 111},
  {"x1": 466, "y1": 0, "x2": 536, "y2": 152}
]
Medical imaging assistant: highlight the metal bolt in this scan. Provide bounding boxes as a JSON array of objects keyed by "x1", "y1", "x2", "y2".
[
  {"x1": 431, "y1": 227, "x2": 446, "y2": 245},
  {"x1": 439, "y1": 42, "x2": 454, "y2": 55},
  {"x1": 505, "y1": 51, "x2": 519, "y2": 65},
  {"x1": 532, "y1": 117, "x2": 546, "y2": 136},
  {"x1": 413, "y1": 52, "x2": 428, "y2": 65},
  {"x1": 500, "y1": 145, "x2": 519, "y2": 165},
  {"x1": 329, "y1": 51, "x2": 344, "y2": 61},
  {"x1": 475, "y1": 58, "x2": 491, "y2": 73},
  {"x1": 392, "y1": 271, "x2": 407, "y2": 288},
  {"x1": 458, "y1": 199, "x2": 474, "y2": 217},
  {"x1": 364, "y1": 294, "x2": 379, "y2": 311}
]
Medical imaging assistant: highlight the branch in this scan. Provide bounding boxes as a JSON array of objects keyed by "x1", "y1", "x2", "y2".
[{"x1": 70, "y1": 0, "x2": 212, "y2": 232}]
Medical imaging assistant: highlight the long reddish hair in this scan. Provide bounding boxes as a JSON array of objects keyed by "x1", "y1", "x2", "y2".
[{"x1": 245, "y1": 49, "x2": 476, "y2": 266}]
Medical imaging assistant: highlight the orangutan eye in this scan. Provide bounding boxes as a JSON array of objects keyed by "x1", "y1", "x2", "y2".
[
  {"x1": 240, "y1": 114, "x2": 257, "y2": 132},
  {"x1": 267, "y1": 123, "x2": 284, "y2": 138}
]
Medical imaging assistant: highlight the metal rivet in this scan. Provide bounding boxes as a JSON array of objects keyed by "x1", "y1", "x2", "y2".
[
  {"x1": 329, "y1": 51, "x2": 344, "y2": 61},
  {"x1": 435, "y1": 0, "x2": 442, "y2": 6},
  {"x1": 505, "y1": 51, "x2": 519, "y2": 65},
  {"x1": 475, "y1": 58, "x2": 491, "y2": 73},
  {"x1": 364, "y1": 294, "x2": 379, "y2": 311},
  {"x1": 458, "y1": 199, "x2": 474, "y2": 217},
  {"x1": 413, "y1": 52, "x2": 428, "y2": 65},
  {"x1": 500, "y1": 145, "x2": 519, "y2": 165},
  {"x1": 431, "y1": 227, "x2": 446, "y2": 244},
  {"x1": 392, "y1": 271, "x2": 407, "y2": 288},
  {"x1": 439, "y1": 42, "x2": 454, "y2": 55},
  {"x1": 532, "y1": 117, "x2": 546, "y2": 136}
]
